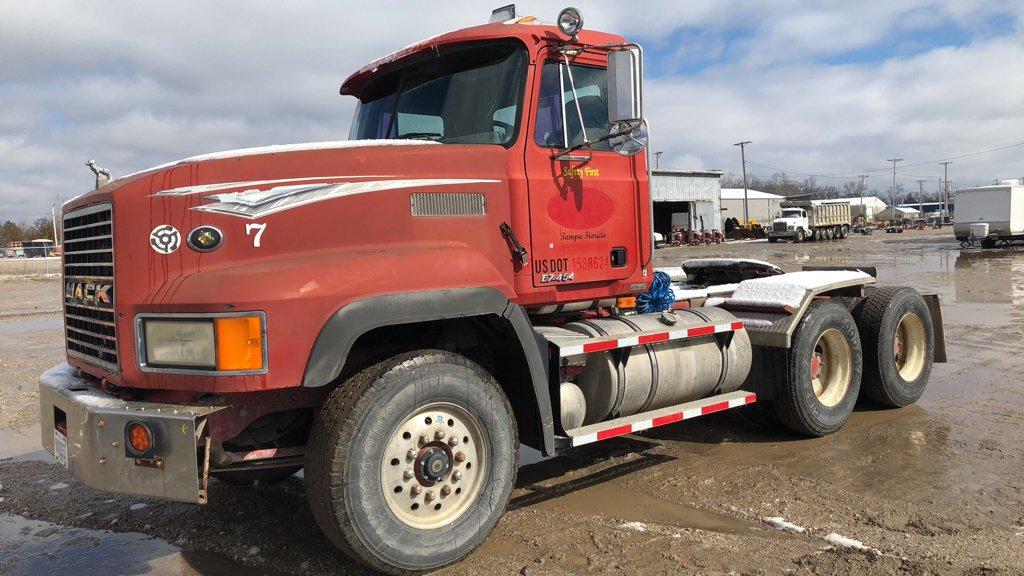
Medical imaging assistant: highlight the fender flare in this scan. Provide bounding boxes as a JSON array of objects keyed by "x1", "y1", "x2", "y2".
[{"x1": 302, "y1": 287, "x2": 555, "y2": 454}]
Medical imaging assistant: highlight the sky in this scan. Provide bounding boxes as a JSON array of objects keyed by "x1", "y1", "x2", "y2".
[{"x1": 2, "y1": 0, "x2": 1023, "y2": 221}]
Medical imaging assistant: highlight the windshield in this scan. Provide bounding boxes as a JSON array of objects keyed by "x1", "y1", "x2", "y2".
[
  {"x1": 781, "y1": 209, "x2": 803, "y2": 218},
  {"x1": 348, "y1": 42, "x2": 526, "y2": 146}
]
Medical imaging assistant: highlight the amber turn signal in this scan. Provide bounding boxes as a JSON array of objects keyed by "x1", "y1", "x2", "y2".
[
  {"x1": 215, "y1": 316, "x2": 264, "y2": 371},
  {"x1": 125, "y1": 421, "x2": 154, "y2": 457},
  {"x1": 616, "y1": 296, "x2": 637, "y2": 309}
]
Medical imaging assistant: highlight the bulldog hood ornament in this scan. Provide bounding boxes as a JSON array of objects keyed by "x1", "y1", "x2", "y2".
[{"x1": 86, "y1": 159, "x2": 112, "y2": 189}]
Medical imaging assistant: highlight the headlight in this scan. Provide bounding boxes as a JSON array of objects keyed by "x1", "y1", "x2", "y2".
[
  {"x1": 557, "y1": 7, "x2": 583, "y2": 38},
  {"x1": 137, "y1": 313, "x2": 265, "y2": 373}
]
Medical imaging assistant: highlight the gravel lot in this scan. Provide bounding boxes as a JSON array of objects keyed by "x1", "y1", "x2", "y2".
[{"x1": 1, "y1": 228, "x2": 1022, "y2": 575}]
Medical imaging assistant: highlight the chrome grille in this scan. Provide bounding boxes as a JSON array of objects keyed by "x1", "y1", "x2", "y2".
[
  {"x1": 63, "y1": 202, "x2": 118, "y2": 372},
  {"x1": 773, "y1": 222, "x2": 788, "y2": 232}
]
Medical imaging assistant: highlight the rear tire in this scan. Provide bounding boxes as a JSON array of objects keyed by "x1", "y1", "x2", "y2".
[
  {"x1": 771, "y1": 301, "x2": 863, "y2": 436},
  {"x1": 305, "y1": 351, "x2": 518, "y2": 575},
  {"x1": 840, "y1": 225, "x2": 850, "y2": 238},
  {"x1": 852, "y1": 287, "x2": 933, "y2": 407}
]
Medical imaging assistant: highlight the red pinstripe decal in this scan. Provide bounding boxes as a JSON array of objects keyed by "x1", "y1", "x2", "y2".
[
  {"x1": 700, "y1": 401, "x2": 731, "y2": 415},
  {"x1": 651, "y1": 413, "x2": 683, "y2": 427},
  {"x1": 596, "y1": 424, "x2": 633, "y2": 441}
]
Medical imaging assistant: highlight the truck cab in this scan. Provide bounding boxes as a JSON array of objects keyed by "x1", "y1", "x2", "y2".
[{"x1": 770, "y1": 207, "x2": 809, "y2": 241}]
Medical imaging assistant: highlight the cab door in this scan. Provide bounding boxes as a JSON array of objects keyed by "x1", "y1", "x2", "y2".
[{"x1": 524, "y1": 53, "x2": 642, "y2": 289}]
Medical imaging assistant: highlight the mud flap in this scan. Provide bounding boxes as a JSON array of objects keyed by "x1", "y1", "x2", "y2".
[{"x1": 922, "y1": 294, "x2": 947, "y2": 363}]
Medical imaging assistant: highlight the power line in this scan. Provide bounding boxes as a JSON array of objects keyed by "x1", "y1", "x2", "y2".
[{"x1": 743, "y1": 139, "x2": 1024, "y2": 180}]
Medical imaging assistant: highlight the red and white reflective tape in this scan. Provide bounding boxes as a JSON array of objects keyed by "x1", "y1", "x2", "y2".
[
  {"x1": 559, "y1": 321, "x2": 744, "y2": 357},
  {"x1": 571, "y1": 392, "x2": 757, "y2": 447}
]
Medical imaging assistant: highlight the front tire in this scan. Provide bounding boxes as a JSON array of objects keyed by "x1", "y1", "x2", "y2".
[
  {"x1": 852, "y1": 287, "x2": 934, "y2": 407},
  {"x1": 770, "y1": 301, "x2": 863, "y2": 436},
  {"x1": 795, "y1": 229, "x2": 805, "y2": 243},
  {"x1": 306, "y1": 351, "x2": 518, "y2": 575}
]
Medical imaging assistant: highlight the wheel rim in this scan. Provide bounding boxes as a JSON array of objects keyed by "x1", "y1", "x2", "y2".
[
  {"x1": 380, "y1": 402, "x2": 488, "y2": 530},
  {"x1": 894, "y1": 312, "x2": 927, "y2": 381},
  {"x1": 810, "y1": 328, "x2": 852, "y2": 407}
]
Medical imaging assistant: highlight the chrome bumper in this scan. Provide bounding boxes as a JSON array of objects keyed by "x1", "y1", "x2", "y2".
[{"x1": 39, "y1": 363, "x2": 224, "y2": 504}]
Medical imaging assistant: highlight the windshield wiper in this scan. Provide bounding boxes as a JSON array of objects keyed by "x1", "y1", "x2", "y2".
[
  {"x1": 549, "y1": 121, "x2": 639, "y2": 160},
  {"x1": 396, "y1": 132, "x2": 443, "y2": 141}
]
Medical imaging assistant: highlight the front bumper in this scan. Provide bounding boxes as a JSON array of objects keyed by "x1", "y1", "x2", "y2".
[{"x1": 39, "y1": 363, "x2": 224, "y2": 504}]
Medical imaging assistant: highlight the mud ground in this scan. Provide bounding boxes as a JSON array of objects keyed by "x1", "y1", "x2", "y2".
[{"x1": 1, "y1": 228, "x2": 1022, "y2": 575}]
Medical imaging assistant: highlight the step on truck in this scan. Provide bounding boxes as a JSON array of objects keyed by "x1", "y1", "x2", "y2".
[
  {"x1": 769, "y1": 200, "x2": 852, "y2": 242},
  {"x1": 40, "y1": 6, "x2": 946, "y2": 574}
]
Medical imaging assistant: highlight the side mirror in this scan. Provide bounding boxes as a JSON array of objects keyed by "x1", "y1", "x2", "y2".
[{"x1": 607, "y1": 49, "x2": 642, "y2": 123}]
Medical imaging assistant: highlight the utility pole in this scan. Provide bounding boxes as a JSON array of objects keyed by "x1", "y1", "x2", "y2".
[
  {"x1": 51, "y1": 203, "x2": 59, "y2": 245},
  {"x1": 654, "y1": 151, "x2": 663, "y2": 170},
  {"x1": 857, "y1": 174, "x2": 870, "y2": 222},
  {"x1": 939, "y1": 161, "x2": 952, "y2": 220},
  {"x1": 887, "y1": 158, "x2": 903, "y2": 207},
  {"x1": 916, "y1": 179, "x2": 925, "y2": 214},
  {"x1": 734, "y1": 141, "x2": 752, "y2": 224}
]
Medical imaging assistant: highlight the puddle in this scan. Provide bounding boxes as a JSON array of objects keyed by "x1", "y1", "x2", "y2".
[
  {"x1": 0, "y1": 428, "x2": 49, "y2": 462},
  {"x1": 0, "y1": 513, "x2": 281, "y2": 576},
  {"x1": 0, "y1": 316, "x2": 63, "y2": 335},
  {"x1": 538, "y1": 479, "x2": 752, "y2": 534}
]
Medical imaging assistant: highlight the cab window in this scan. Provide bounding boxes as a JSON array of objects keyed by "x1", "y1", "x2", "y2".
[{"x1": 534, "y1": 61, "x2": 611, "y2": 150}]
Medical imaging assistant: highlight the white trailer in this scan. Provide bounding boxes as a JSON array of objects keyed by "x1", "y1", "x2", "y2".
[
  {"x1": 954, "y1": 180, "x2": 1024, "y2": 248},
  {"x1": 769, "y1": 201, "x2": 852, "y2": 243}
]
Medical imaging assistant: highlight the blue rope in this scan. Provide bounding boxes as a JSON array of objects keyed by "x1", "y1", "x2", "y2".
[{"x1": 637, "y1": 270, "x2": 674, "y2": 314}]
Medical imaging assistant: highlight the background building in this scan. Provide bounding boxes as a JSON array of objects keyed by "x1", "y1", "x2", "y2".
[
  {"x1": 876, "y1": 205, "x2": 921, "y2": 222},
  {"x1": 650, "y1": 169, "x2": 722, "y2": 233},
  {"x1": 821, "y1": 196, "x2": 888, "y2": 221},
  {"x1": 720, "y1": 188, "x2": 784, "y2": 224}
]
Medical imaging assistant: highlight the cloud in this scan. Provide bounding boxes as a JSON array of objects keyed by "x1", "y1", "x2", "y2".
[{"x1": 1, "y1": 0, "x2": 1023, "y2": 221}]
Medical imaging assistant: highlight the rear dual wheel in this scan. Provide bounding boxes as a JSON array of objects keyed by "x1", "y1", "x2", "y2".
[
  {"x1": 770, "y1": 301, "x2": 863, "y2": 436},
  {"x1": 305, "y1": 351, "x2": 518, "y2": 575},
  {"x1": 854, "y1": 287, "x2": 934, "y2": 407}
]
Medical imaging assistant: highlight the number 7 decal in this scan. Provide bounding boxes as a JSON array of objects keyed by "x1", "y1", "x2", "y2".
[{"x1": 245, "y1": 223, "x2": 267, "y2": 248}]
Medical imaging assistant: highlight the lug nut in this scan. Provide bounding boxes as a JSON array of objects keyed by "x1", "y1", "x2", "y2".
[
  {"x1": 448, "y1": 437, "x2": 458, "y2": 447},
  {"x1": 441, "y1": 485, "x2": 452, "y2": 497},
  {"x1": 424, "y1": 491, "x2": 435, "y2": 503},
  {"x1": 98, "y1": 457, "x2": 106, "y2": 465},
  {"x1": 454, "y1": 451, "x2": 466, "y2": 463},
  {"x1": 410, "y1": 485, "x2": 422, "y2": 496},
  {"x1": 407, "y1": 448, "x2": 417, "y2": 460},
  {"x1": 452, "y1": 471, "x2": 463, "y2": 482},
  {"x1": 434, "y1": 430, "x2": 446, "y2": 440},
  {"x1": 418, "y1": 434, "x2": 429, "y2": 445},
  {"x1": 112, "y1": 441, "x2": 120, "y2": 448},
  {"x1": 403, "y1": 470, "x2": 414, "y2": 480}
]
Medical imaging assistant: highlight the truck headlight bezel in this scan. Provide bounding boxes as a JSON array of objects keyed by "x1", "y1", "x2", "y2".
[{"x1": 134, "y1": 312, "x2": 268, "y2": 375}]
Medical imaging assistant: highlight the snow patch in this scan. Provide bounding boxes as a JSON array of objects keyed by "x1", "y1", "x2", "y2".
[
  {"x1": 763, "y1": 516, "x2": 806, "y2": 533},
  {"x1": 655, "y1": 266, "x2": 689, "y2": 282},
  {"x1": 247, "y1": 545, "x2": 261, "y2": 556},
  {"x1": 682, "y1": 258, "x2": 780, "y2": 271},
  {"x1": 721, "y1": 270, "x2": 872, "y2": 310},
  {"x1": 619, "y1": 521, "x2": 648, "y2": 532},
  {"x1": 49, "y1": 483, "x2": 69, "y2": 491},
  {"x1": 825, "y1": 532, "x2": 880, "y2": 554},
  {"x1": 129, "y1": 503, "x2": 147, "y2": 511}
]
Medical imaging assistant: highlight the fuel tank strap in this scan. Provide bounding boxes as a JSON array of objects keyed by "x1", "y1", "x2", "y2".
[
  {"x1": 616, "y1": 315, "x2": 661, "y2": 414},
  {"x1": 577, "y1": 319, "x2": 627, "y2": 417},
  {"x1": 680, "y1": 308, "x2": 730, "y2": 395}
]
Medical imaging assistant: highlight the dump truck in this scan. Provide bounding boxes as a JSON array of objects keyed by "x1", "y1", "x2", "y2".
[
  {"x1": 40, "y1": 6, "x2": 945, "y2": 574},
  {"x1": 769, "y1": 200, "x2": 852, "y2": 242}
]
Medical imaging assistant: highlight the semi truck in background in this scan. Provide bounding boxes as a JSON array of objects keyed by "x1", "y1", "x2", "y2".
[
  {"x1": 39, "y1": 6, "x2": 944, "y2": 574},
  {"x1": 769, "y1": 200, "x2": 852, "y2": 243},
  {"x1": 954, "y1": 179, "x2": 1024, "y2": 249}
]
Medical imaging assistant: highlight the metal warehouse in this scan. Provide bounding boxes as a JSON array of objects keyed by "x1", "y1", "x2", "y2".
[
  {"x1": 650, "y1": 169, "x2": 723, "y2": 235},
  {"x1": 720, "y1": 188, "x2": 784, "y2": 224}
]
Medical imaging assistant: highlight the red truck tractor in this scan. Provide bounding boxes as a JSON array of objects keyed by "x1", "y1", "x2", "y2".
[{"x1": 41, "y1": 6, "x2": 945, "y2": 574}]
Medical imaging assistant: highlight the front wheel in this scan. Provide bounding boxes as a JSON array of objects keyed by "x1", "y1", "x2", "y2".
[
  {"x1": 305, "y1": 351, "x2": 518, "y2": 575},
  {"x1": 795, "y1": 229, "x2": 806, "y2": 243}
]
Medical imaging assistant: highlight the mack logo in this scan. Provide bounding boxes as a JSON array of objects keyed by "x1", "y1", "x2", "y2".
[{"x1": 65, "y1": 281, "x2": 113, "y2": 307}]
